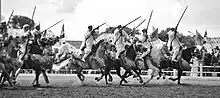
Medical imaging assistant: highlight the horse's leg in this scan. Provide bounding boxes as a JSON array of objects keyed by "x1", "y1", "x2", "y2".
[
  {"x1": 120, "y1": 70, "x2": 129, "y2": 85},
  {"x1": 133, "y1": 68, "x2": 141, "y2": 78},
  {"x1": 116, "y1": 67, "x2": 128, "y2": 84},
  {"x1": 41, "y1": 69, "x2": 49, "y2": 84},
  {"x1": 0, "y1": 64, "x2": 13, "y2": 87},
  {"x1": 125, "y1": 70, "x2": 133, "y2": 78},
  {"x1": 0, "y1": 70, "x2": 5, "y2": 85},
  {"x1": 15, "y1": 68, "x2": 21, "y2": 79},
  {"x1": 0, "y1": 72, "x2": 8, "y2": 85},
  {"x1": 132, "y1": 68, "x2": 143, "y2": 83},
  {"x1": 157, "y1": 69, "x2": 164, "y2": 80},
  {"x1": 143, "y1": 74, "x2": 154, "y2": 85},
  {"x1": 107, "y1": 68, "x2": 113, "y2": 82},
  {"x1": 76, "y1": 67, "x2": 85, "y2": 84},
  {"x1": 33, "y1": 70, "x2": 41, "y2": 87},
  {"x1": 95, "y1": 67, "x2": 106, "y2": 82},
  {"x1": 177, "y1": 69, "x2": 183, "y2": 84}
]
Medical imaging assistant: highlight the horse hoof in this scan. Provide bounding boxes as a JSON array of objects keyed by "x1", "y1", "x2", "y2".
[
  {"x1": 46, "y1": 81, "x2": 49, "y2": 84},
  {"x1": 33, "y1": 84, "x2": 41, "y2": 87},
  {"x1": 156, "y1": 77, "x2": 160, "y2": 80},
  {"x1": 95, "y1": 77, "x2": 99, "y2": 81},
  {"x1": 12, "y1": 81, "x2": 17, "y2": 84},
  {"x1": 119, "y1": 80, "x2": 123, "y2": 85},
  {"x1": 139, "y1": 80, "x2": 144, "y2": 84},
  {"x1": 163, "y1": 76, "x2": 166, "y2": 79},
  {"x1": 108, "y1": 79, "x2": 113, "y2": 82}
]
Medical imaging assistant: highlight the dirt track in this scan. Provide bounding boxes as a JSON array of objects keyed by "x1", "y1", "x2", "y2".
[{"x1": 0, "y1": 74, "x2": 220, "y2": 98}]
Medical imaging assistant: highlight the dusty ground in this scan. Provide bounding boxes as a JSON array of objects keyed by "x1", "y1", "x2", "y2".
[{"x1": 0, "y1": 74, "x2": 220, "y2": 98}]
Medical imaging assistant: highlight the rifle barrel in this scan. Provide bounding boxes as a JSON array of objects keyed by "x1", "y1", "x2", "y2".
[
  {"x1": 123, "y1": 16, "x2": 141, "y2": 28},
  {"x1": 6, "y1": 10, "x2": 14, "y2": 26},
  {"x1": 146, "y1": 10, "x2": 153, "y2": 32},
  {"x1": 135, "y1": 19, "x2": 146, "y2": 29},
  {"x1": 175, "y1": 6, "x2": 188, "y2": 29},
  {"x1": 29, "y1": 6, "x2": 36, "y2": 31},
  {"x1": 42, "y1": 19, "x2": 64, "y2": 33}
]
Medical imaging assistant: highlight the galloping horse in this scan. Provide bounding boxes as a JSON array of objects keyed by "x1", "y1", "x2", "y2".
[
  {"x1": 53, "y1": 39, "x2": 109, "y2": 84},
  {"x1": 0, "y1": 36, "x2": 24, "y2": 85},
  {"x1": 135, "y1": 39, "x2": 170, "y2": 84},
  {"x1": 13, "y1": 36, "x2": 60, "y2": 87},
  {"x1": 117, "y1": 42, "x2": 144, "y2": 84},
  {"x1": 159, "y1": 46, "x2": 200, "y2": 84}
]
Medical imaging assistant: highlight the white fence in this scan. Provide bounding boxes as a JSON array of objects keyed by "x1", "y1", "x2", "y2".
[{"x1": 19, "y1": 60, "x2": 220, "y2": 77}]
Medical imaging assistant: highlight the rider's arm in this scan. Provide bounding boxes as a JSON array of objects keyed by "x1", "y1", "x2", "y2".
[
  {"x1": 113, "y1": 29, "x2": 119, "y2": 44},
  {"x1": 122, "y1": 30, "x2": 129, "y2": 41}
]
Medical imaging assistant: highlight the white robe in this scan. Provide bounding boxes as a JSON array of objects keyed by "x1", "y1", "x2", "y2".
[
  {"x1": 113, "y1": 29, "x2": 129, "y2": 59},
  {"x1": 80, "y1": 30, "x2": 95, "y2": 53},
  {"x1": 167, "y1": 30, "x2": 182, "y2": 61}
]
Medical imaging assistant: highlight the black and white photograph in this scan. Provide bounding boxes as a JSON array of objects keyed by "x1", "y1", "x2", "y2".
[{"x1": 0, "y1": 0, "x2": 220, "y2": 97}]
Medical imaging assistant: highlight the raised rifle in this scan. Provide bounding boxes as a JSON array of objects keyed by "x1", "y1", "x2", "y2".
[
  {"x1": 146, "y1": 10, "x2": 153, "y2": 33},
  {"x1": 143, "y1": 10, "x2": 153, "y2": 46},
  {"x1": 40, "y1": 19, "x2": 64, "y2": 34},
  {"x1": 81, "y1": 22, "x2": 106, "y2": 51},
  {"x1": 135, "y1": 19, "x2": 146, "y2": 29},
  {"x1": 6, "y1": 10, "x2": 14, "y2": 27},
  {"x1": 114, "y1": 16, "x2": 141, "y2": 45},
  {"x1": 170, "y1": 6, "x2": 188, "y2": 51},
  {"x1": 29, "y1": 6, "x2": 36, "y2": 31},
  {"x1": 93, "y1": 22, "x2": 106, "y2": 31},
  {"x1": 121, "y1": 16, "x2": 141, "y2": 30}
]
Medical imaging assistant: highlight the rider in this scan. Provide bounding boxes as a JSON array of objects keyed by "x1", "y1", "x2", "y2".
[
  {"x1": 167, "y1": 28, "x2": 183, "y2": 63},
  {"x1": 139, "y1": 29, "x2": 153, "y2": 60},
  {"x1": 113, "y1": 25, "x2": 129, "y2": 59},
  {"x1": 22, "y1": 24, "x2": 30, "y2": 36},
  {"x1": 80, "y1": 25, "x2": 98, "y2": 62},
  {"x1": 29, "y1": 24, "x2": 43, "y2": 54}
]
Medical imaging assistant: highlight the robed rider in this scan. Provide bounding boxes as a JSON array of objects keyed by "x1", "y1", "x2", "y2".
[
  {"x1": 80, "y1": 25, "x2": 98, "y2": 62},
  {"x1": 113, "y1": 25, "x2": 129, "y2": 60},
  {"x1": 167, "y1": 28, "x2": 183, "y2": 63}
]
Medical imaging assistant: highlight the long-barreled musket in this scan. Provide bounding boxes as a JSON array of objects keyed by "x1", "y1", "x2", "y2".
[
  {"x1": 146, "y1": 10, "x2": 153, "y2": 32},
  {"x1": 135, "y1": 19, "x2": 146, "y2": 29},
  {"x1": 6, "y1": 10, "x2": 14, "y2": 26},
  {"x1": 114, "y1": 16, "x2": 141, "y2": 45},
  {"x1": 170, "y1": 6, "x2": 188, "y2": 51},
  {"x1": 85, "y1": 22, "x2": 106, "y2": 41},
  {"x1": 175, "y1": 6, "x2": 188, "y2": 31},
  {"x1": 143, "y1": 10, "x2": 153, "y2": 46},
  {"x1": 41, "y1": 19, "x2": 64, "y2": 34},
  {"x1": 29, "y1": 6, "x2": 36, "y2": 31},
  {"x1": 122, "y1": 16, "x2": 141, "y2": 29},
  {"x1": 93, "y1": 22, "x2": 106, "y2": 30}
]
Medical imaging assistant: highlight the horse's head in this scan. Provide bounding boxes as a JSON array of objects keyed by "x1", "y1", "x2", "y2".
[{"x1": 182, "y1": 46, "x2": 202, "y2": 63}]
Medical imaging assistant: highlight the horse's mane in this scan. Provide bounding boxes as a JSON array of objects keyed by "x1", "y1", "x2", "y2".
[{"x1": 182, "y1": 46, "x2": 196, "y2": 62}]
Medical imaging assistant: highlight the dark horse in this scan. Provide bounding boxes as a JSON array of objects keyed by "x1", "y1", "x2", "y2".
[
  {"x1": 98, "y1": 43, "x2": 128, "y2": 84},
  {"x1": 117, "y1": 44, "x2": 143, "y2": 84},
  {"x1": 159, "y1": 46, "x2": 199, "y2": 84}
]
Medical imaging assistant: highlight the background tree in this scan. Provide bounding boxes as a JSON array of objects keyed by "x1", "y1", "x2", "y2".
[{"x1": 9, "y1": 15, "x2": 35, "y2": 29}]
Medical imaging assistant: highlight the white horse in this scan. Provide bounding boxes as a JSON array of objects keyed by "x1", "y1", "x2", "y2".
[{"x1": 136, "y1": 38, "x2": 169, "y2": 84}]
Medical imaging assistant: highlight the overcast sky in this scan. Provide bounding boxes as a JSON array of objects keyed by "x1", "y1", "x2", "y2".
[{"x1": 2, "y1": 0, "x2": 220, "y2": 40}]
